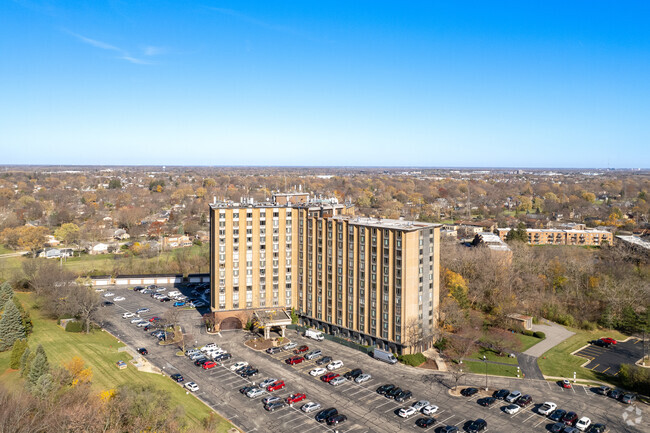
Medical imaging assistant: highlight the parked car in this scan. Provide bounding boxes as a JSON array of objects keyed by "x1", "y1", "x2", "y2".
[
  {"x1": 504, "y1": 404, "x2": 521, "y2": 415},
  {"x1": 440, "y1": 426, "x2": 459, "y2": 433},
  {"x1": 422, "y1": 404, "x2": 439, "y2": 415},
  {"x1": 304, "y1": 350, "x2": 322, "y2": 360},
  {"x1": 355, "y1": 373, "x2": 372, "y2": 383},
  {"x1": 343, "y1": 368, "x2": 362, "y2": 380},
  {"x1": 136, "y1": 308, "x2": 149, "y2": 314},
  {"x1": 185, "y1": 382, "x2": 199, "y2": 392},
  {"x1": 215, "y1": 353, "x2": 232, "y2": 361},
  {"x1": 301, "y1": 402, "x2": 321, "y2": 413},
  {"x1": 327, "y1": 360, "x2": 344, "y2": 370},
  {"x1": 310, "y1": 367, "x2": 327, "y2": 376},
  {"x1": 122, "y1": 312, "x2": 135, "y2": 318},
  {"x1": 395, "y1": 390, "x2": 412, "y2": 402},
  {"x1": 493, "y1": 389, "x2": 509, "y2": 400},
  {"x1": 173, "y1": 301, "x2": 186, "y2": 307},
  {"x1": 398, "y1": 407, "x2": 417, "y2": 418},
  {"x1": 321, "y1": 373, "x2": 339, "y2": 383},
  {"x1": 595, "y1": 386, "x2": 611, "y2": 395},
  {"x1": 241, "y1": 367, "x2": 259, "y2": 378},
  {"x1": 264, "y1": 401, "x2": 287, "y2": 412},
  {"x1": 620, "y1": 393, "x2": 636, "y2": 404},
  {"x1": 592, "y1": 339, "x2": 611, "y2": 348},
  {"x1": 294, "y1": 345, "x2": 309, "y2": 354},
  {"x1": 600, "y1": 338, "x2": 617, "y2": 345},
  {"x1": 467, "y1": 418, "x2": 487, "y2": 432},
  {"x1": 562, "y1": 411, "x2": 578, "y2": 426},
  {"x1": 266, "y1": 347, "x2": 282, "y2": 354},
  {"x1": 137, "y1": 348, "x2": 148, "y2": 355},
  {"x1": 576, "y1": 417, "x2": 591, "y2": 431},
  {"x1": 549, "y1": 409, "x2": 567, "y2": 422},
  {"x1": 246, "y1": 387, "x2": 265, "y2": 398},
  {"x1": 386, "y1": 387, "x2": 403, "y2": 398},
  {"x1": 316, "y1": 356, "x2": 332, "y2": 365},
  {"x1": 516, "y1": 394, "x2": 532, "y2": 407},
  {"x1": 550, "y1": 422, "x2": 565, "y2": 433},
  {"x1": 103, "y1": 292, "x2": 115, "y2": 297},
  {"x1": 286, "y1": 393, "x2": 307, "y2": 404},
  {"x1": 415, "y1": 417, "x2": 436, "y2": 428},
  {"x1": 461, "y1": 387, "x2": 479, "y2": 397},
  {"x1": 160, "y1": 297, "x2": 171, "y2": 302},
  {"x1": 137, "y1": 321, "x2": 149, "y2": 327},
  {"x1": 588, "y1": 423, "x2": 608, "y2": 433},
  {"x1": 262, "y1": 396, "x2": 281, "y2": 405},
  {"x1": 376, "y1": 384, "x2": 395, "y2": 395},
  {"x1": 202, "y1": 361, "x2": 217, "y2": 369},
  {"x1": 267, "y1": 381, "x2": 285, "y2": 392},
  {"x1": 505, "y1": 390, "x2": 522, "y2": 403},
  {"x1": 561, "y1": 379, "x2": 572, "y2": 389},
  {"x1": 607, "y1": 389, "x2": 623, "y2": 400},
  {"x1": 260, "y1": 378, "x2": 278, "y2": 388},
  {"x1": 411, "y1": 400, "x2": 429, "y2": 411},
  {"x1": 538, "y1": 402, "x2": 558, "y2": 416},
  {"x1": 113, "y1": 296, "x2": 125, "y2": 301},
  {"x1": 478, "y1": 397, "x2": 496, "y2": 407},
  {"x1": 194, "y1": 357, "x2": 209, "y2": 367},
  {"x1": 282, "y1": 342, "x2": 297, "y2": 351},
  {"x1": 329, "y1": 376, "x2": 347, "y2": 386},
  {"x1": 170, "y1": 373, "x2": 184, "y2": 382},
  {"x1": 315, "y1": 407, "x2": 338, "y2": 423},
  {"x1": 286, "y1": 356, "x2": 304, "y2": 365},
  {"x1": 326, "y1": 414, "x2": 347, "y2": 426},
  {"x1": 230, "y1": 361, "x2": 248, "y2": 371}
]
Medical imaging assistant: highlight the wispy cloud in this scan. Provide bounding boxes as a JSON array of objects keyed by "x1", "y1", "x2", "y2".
[
  {"x1": 64, "y1": 30, "x2": 152, "y2": 65},
  {"x1": 143, "y1": 45, "x2": 166, "y2": 56},
  {"x1": 207, "y1": 7, "x2": 301, "y2": 36}
]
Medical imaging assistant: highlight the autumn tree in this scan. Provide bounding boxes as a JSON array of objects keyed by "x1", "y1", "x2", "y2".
[{"x1": 54, "y1": 222, "x2": 80, "y2": 246}]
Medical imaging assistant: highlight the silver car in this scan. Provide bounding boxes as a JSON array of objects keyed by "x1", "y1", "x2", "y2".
[
  {"x1": 505, "y1": 390, "x2": 521, "y2": 403},
  {"x1": 282, "y1": 342, "x2": 297, "y2": 351},
  {"x1": 355, "y1": 373, "x2": 372, "y2": 383},
  {"x1": 246, "y1": 387, "x2": 265, "y2": 398},
  {"x1": 411, "y1": 400, "x2": 430, "y2": 411},
  {"x1": 329, "y1": 376, "x2": 347, "y2": 386},
  {"x1": 301, "y1": 402, "x2": 322, "y2": 413}
]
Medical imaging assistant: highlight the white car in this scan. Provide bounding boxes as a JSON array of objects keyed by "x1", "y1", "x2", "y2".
[
  {"x1": 310, "y1": 368, "x2": 327, "y2": 377},
  {"x1": 113, "y1": 296, "x2": 125, "y2": 301},
  {"x1": 185, "y1": 382, "x2": 199, "y2": 392},
  {"x1": 301, "y1": 402, "x2": 321, "y2": 413},
  {"x1": 230, "y1": 361, "x2": 248, "y2": 371},
  {"x1": 329, "y1": 376, "x2": 347, "y2": 386},
  {"x1": 327, "y1": 360, "x2": 344, "y2": 370},
  {"x1": 130, "y1": 318, "x2": 144, "y2": 324},
  {"x1": 355, "y1": 373, "x2": 372, "y2": 383},
  {"x1": 398, "y1": 407, "x2": 417, "y2": 418},
  {"x1": 538, "y1": 402, "x2": 557, "y2": 416},
  {"x1": 201, "y1": 343, "x2": 219, "y2": 351},
  {"x1": 575, "y1": 417, "x2": 591, "y2": 431},
  {"x1": 422, "y1": 404, "x2": 439, "y2": 415},
  {"x1": 137, "y1": 321, "x2": 149, "y2": 327},
  {"x1": 246, "y1": 387, "x2": 265, "y2": 398},
  {"x1": 94, "y1": 288, "x2": 105, "y2": 292},
  {"x1": 260, "y1": 378, "x2": 278, "y2": 388},
  {"x1": 411, "y1": 400, "x2": 430, "y2": 411},
  {"x1": 282, "y1": 342, "x2": 297, "y2": 351},
  {"x1": 122, "y1": 312, "x2": 135, "y2": 319},
  {"x1": 103, "y1": 292, "x2": 115, "y2": 297},
  {"x1": 504, "y1": 404, "x2": 521, "y2": 415}
]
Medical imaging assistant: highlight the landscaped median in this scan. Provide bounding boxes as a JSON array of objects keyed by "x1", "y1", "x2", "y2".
[{"x1": 0, "y1": 292, "x2": 235, "y2": 432}]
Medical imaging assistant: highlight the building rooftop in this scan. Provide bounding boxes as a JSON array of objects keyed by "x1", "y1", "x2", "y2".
[
  {"x1": 616, "y1": 235, "x2": 650, "y2": 251},
  {"x1": 498, "y1": 227, "x2": 611, "y2": 235},
  {"x1": 332, "y1": 215, "x2": 441, "y2": 231}
]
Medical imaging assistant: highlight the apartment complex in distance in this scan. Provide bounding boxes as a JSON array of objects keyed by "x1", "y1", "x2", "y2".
[
  {"x1": 209, "y1": 193, "x2": 441, "y2": 355},
  {"x1": 495, "y1": 227, "x2": 613, "y2": 246}
]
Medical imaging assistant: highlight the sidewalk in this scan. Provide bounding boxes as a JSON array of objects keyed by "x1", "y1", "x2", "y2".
[{"x1": 423, "y1": 347, "x2": 448, "y2": 371}]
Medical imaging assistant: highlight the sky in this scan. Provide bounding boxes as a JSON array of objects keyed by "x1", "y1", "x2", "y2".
[{"x1": 1, "y1": 1, "x2": 649, "y2": 168}]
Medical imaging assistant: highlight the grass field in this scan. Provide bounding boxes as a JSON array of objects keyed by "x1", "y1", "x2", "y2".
[
  {"x1": 517, "y1": 333, "x2": 543, "y2": 352},
  {"x1": 462, "y1": 360, "x2": 520, "y2": 377},
  {"x1": 537, "y1": 327, "x2": 629, "y2": 383},
  {"x1": 0, "y1": 292, "x2": 233, "y2": 432},
  {"x1": 467, "y1": 347, "x2": 519, "y2": 365}
]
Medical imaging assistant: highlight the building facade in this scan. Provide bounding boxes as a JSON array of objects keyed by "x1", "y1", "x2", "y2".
[
  {"x1": 495, "y1": 228, "x2": 613, "y2": 246},
  {"x1": 209, "y1": 193, "x2": 441, "y2": 354}
]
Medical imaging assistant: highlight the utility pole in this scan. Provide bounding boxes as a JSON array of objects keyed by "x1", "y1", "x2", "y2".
[{"x1": 483, "y1": 355, "x2": 488, "y2": 390}]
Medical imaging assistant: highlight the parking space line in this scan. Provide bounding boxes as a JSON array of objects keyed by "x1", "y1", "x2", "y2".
[
  {"x1": 453, "y1": 418, "x2": 465, "y2": 426},
  {"x1": 602, "y1": 366, "x2": 610, "y2": 373}
]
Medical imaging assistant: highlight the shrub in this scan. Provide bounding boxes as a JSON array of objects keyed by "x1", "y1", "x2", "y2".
[
  {"x1": 433, "y1": 338, "x2": 448, "y2": 351},
  {"x1": 580, "y1": 320, "x2": 597, "y2": 331},
  {"x1": 533, "y1": 331, "x2": 546, "y2": 339},
  {"x1": 398, "y1": 353, "x2": 427, "y2": 367},
  {"x1": 618, "y1": 364, "x2": 650, "y2": 394},
  {"x1": 65, "y1": 321, "x2": 83, "y2": 333},
  {"x1": 522, "y1": 330, "x2": 534, "y2": 337}
]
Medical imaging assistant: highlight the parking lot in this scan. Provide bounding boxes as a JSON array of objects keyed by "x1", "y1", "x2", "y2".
[
  {"x1": 576, "y1": 339, "x2": 644, "y2": 375},
  {"x1": 100, "y1": 284, "x2": 647, "y2": 433}
]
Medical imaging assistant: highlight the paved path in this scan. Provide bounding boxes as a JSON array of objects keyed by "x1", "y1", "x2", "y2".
[
  {"x1": 524, "y1": 320, "x2": 575, "y2": 358},
  {"x1": 516, "y1": 353, "x2": 545, "y2": 380}
]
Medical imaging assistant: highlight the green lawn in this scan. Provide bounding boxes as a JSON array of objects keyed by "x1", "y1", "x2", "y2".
[
  {"x1": 537, "y1": 327, "x2": 629, "y2": 383},
  {"x1": 517, "y1": 334, "x2": 543, "y2": 352},
  {"x1": 462, "y1": 360, "x2": 520, "y2": 377},
  {"x1": 0, "y1": 292, "x2": 233, "y2": 432},
  {"x1": 467, "y1": 347, "x2": 519, "y2": 365}
]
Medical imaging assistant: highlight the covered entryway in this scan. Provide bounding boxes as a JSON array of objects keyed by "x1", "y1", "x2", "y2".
[{"x1": 220, "y1": 317, "x2": 243, "y2": 330}]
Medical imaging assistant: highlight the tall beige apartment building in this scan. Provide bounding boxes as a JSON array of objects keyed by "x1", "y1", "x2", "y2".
[{"x1": 209, "y1": 193, "x2": 441, "y2": 354}]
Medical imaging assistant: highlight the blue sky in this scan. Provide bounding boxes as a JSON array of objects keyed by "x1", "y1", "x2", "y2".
[{"x1": 1, "y1": 1, "x2": 649, "y2": 168}]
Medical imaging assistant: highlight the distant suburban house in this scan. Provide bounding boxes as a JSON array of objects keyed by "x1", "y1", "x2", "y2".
[
  {"x1": 162, "y1": 235, "x2": 193, "y2": 249},
  {"x1": 471, "y1": 232, "x2": 512, "y2": 254},
  {"x1": 41, "y1": 248, "x2": 61, "y2": 259},
  {"x1": 114, "y1": 229, "x2": 130, "y2": 240},
  {"x1": 196, "y1": 231, "x2": 210, "y2": 242},
  {"x1": 46, "y1": 235, "x2": 61, "y2": 246},
  {"x1": 90, "y1": 243, "x2": 110, "y2": 255}
]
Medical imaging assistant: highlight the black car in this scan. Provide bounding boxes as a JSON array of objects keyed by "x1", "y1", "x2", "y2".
[
  {"x1": 170, "y1": 373, "x2": 184, "y2": 382},
  {"x1": 607, "y1": 389, "x2": 623, "y2": 400},
  {"x1": 440, "y1": 426, "x2": 459, "y2": 433},
  {"x1": 194, "y1": 357, "x2": 209, "y2": 366},
  {"x1": 315, "y1": 407, "x2": 338, "y2": 423},
  {"x1": 395, "y1": 390, "x2": 412, "y2": 402},
  {"x1": 461, "y1": 387, "x2": 479, "y2": 397},
  {"x1": 376, "y1": 384, "x2": 395, "y2": 395},
  {"x1": 549, "y1": 409, "x2": 567, "y2": 422},
  {"x1": 415, "y1": 417, "x2": 436, "y2": 428},
  {"x1": 137, "y1": 348, "x2": 148, "y2": 355},
  {"x1": 386, "y1": 387, "x2": 403, "y2": 398},
  {"x1": 550, "y1": 422, "x2": 565, "y2": 433},
  {"x1": 102, "y1": 301, "x2": 114, "y2": 306},
  {"x1": 493, "y1": 389, "x2": 509, "y2": 400},
  {"x1": 215, "y1": 353, "x2": 232, "y2": 361},
  {"x1": 517, "y1": 394, "x2": 532, "y2": 407},
  {"x1": 265, "y1": 401, "x2": 286, "y2": 412},
  {"x1": 266, "y1": 347, "x2": 281, "y2": 354},
  {"x1": 316, "y1": 356, "x2": 333, "y2": 365},
  {"x1": 467, "y1": 418, "x2": 487, "y2": 433},
  {"x1": 241, "y1": 368, "x2": 259, "y2": 378},
  {"x1": 326, "y1": 414, "x2": 347, "y2": 426},
  {"x1": 133, "y1": 286, "x2": 144, "y2": 291},
  {"x1": 592, "y1": 339, "x2": 611, "y2": 348},
  {"x1": 343, "y1": 368, "x2": 362, "y2": 380},
  {"x1": 160, "y1": 297, "x2": 171, "y2": 302},
  {"x1": 588, "y1": 423, "x2": 607, "y2": 433},
  {"x1": 478, "y1": 397, "x2": 496, "y2": 407},
  {"x1": 239, "y1": 385, "x2": 255, "y2": 394}
]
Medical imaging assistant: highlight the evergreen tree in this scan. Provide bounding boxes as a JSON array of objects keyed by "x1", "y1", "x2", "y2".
[
  {"x1": 9, "y1": 339, "x2": 28, "y2": 369},
  {"x1": 20, "y1": 346, "x2": 32, "y2": 377},
  {"x1": 28, "y1": 347, "x2": 50, "y2": 386},
  {"x1": 506, "y1": 222, "x2": 528, "y2": 243},
  {"x1": 0, "y1": 281, "x2": 13, "y2": 310},
  {"x1": 12, "y1": 296, "x2": 33, "y2": 335},
  {"x1": 0, "y1": 299, "x2": 26, "y2": 351},
  {"x1": 32, "y1": 372, "x2": 55, "y2": 398}
]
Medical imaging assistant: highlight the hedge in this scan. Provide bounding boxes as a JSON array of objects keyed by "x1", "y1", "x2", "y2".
[
  {"x1": 522, "y1": 330, "x2": 534, "y2": 337},
  {"x1": 398, "y1": 353, "x2": 427, "y2": 367},
  {"x1": 65, "y1": 321, "x2": 83, "y2": 333},
  {"x1": 533, "y1": 331, "x2": 546, "y2": 339}
]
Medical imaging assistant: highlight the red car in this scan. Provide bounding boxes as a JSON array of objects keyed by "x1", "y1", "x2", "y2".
[
  {"x1": 294, "y1": 345, "x2": 309, "y2": 354},
  {"x1": 202, "y1": 361, "x2": 217, "y2": 369},
  {"x1": 286, "y1": 393, "x2": 307, "y2": 404},
  {"x1": 321, "y1": 373, "x2": 339, "y2": 383},
  {"x1": 148, "y1": 316, "x2": 160, "y2": 322},
  {"x1": 286, "y1": 356, "x2": 304, "y2": 365},
  {"x1": 600, "y1": 337, "x2": 617, "y2": 345},
  {"x1": 267, "y1": 381, "x2": 285, "y2": 392},
  {"x1": 561, "y1": 379, "x2": 572, "y2": 389}
]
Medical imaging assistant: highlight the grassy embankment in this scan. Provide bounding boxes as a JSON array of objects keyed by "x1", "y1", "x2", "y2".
[{"x1": 0, "y1": 292, "x2": 233, "y2": 432}]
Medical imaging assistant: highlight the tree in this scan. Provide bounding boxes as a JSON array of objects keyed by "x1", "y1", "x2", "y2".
[
  {"x1": 17, "y1": 226, "x2": 50, "y2": 257},
  {"x1": 68, "y1": 282, "x2": 101, "y2": 333},
  {"x1": 505, "y1": 222, "x2": 527, "y2": 243},
  {"x1": 0, "y1": 299, "x2": 27, "y2": 351},
  {"x1": 54, "y1": 223, "x2": 80, "y2": 246},
  {"x1": 108, "y1": 179, "x2": 122, "y2": 189},
  {"x1": 19, "y1": 346, "x2": 31, "y2": 376},
  {"x1": 9, "y1": 339, "x2": 28, "y2": 369},
  {"x1": 64, "y1": 356, "x2": 93, "y2": 386},
  {"x1": 0, "y1": 281, "x2": 13, "y2": 310},
  {"x1": 27, "y1": 345, "x2": 50, "y2": 386}
]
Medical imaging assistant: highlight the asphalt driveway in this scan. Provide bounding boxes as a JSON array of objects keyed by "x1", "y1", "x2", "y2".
[{"x1": 577, "y1": 338, "x2": 644, "y2": 375}]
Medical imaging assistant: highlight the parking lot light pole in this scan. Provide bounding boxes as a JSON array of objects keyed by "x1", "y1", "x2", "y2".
[{"x1": 483, "y1": 355, "x2": 488, "y2": 391}]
